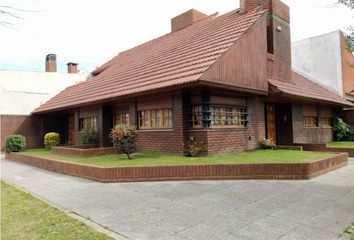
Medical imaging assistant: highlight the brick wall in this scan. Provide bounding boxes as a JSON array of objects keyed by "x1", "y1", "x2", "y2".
[
  {"x1": 137, "y1": 93, "x2": 186, "y2": 154},
  {"x1": 292, "y1": 104, "x2": 333, "y2": 143},
  {"x1": 267, "y1": 0, "x2": 291, "y2": 82},
  {"x1": 1, "y1": 115, "x2": 42, "y2": 150},
  {"x1": 1, "y1": 114, "x2": 67, "y2": 150},
  {"x1": 188, "y1": 97, "x2": 265, "y2": 155}
]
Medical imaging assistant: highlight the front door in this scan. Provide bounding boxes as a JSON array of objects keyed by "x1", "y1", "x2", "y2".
[{"x1": 266, "y1": 103, "x2": 276, "y2": 144}]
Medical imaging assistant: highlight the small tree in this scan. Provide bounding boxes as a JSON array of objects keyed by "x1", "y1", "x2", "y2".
[{"x1": 110, "y1": 124, "x2": 138, "y2": 159}]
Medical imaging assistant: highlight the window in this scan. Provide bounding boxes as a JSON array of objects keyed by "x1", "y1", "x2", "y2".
[
  {"x1": 79, "y1": 117, "x2": 97, "y2": 131},
  {"x1": 321, "y1": 118, "x2": 332, "y2": 128},
  {"x1": 303, "y1": 105, "x2": 318, "y2": 128},
  {"x1": 113, "y1": 113, "x2": 129, "y2": 126},
  {"x1": 210, "y1": 106, "x2": 247, "y2": 128},
  {"x1": 138, "y1": 109, "x2": 172, "y2": 129},
  {"x1": 192, "y1": 105, "x2": 203, "y2": 128},
  {"x1": 303, "y1": 116, "x2": 317, "y2": 127},
  {"x1": 190, "y1": 105, "x2": 248, "y2": 128}
]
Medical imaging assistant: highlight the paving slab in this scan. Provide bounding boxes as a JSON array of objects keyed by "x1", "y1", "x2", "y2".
[{"x1": 1, "y1": 155, "x2": 354, "y2": 240}]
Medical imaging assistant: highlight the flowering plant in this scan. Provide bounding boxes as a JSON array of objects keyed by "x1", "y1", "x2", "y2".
[{"x1": 110, "y1": 124, "x2": 138, "y2": 159}]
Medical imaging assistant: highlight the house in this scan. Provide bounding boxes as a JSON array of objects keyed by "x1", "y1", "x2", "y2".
[
  {"x1": 292, "y1": 30, "x2": 354, "y2": 125},
  {"x1": 0, "y1": 54, "x2": 89, "y2": 150},
  {"x1": 32, "y1": 0, "x2": 352, "y2": 155}
]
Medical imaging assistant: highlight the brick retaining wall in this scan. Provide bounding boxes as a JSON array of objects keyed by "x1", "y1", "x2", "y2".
[
  {"x1": 5, "y1": 152, "x2": 348, "y2": 182},
  {"x1": 294, "y1": 143, "x2": 354, "y2": 157},
  {"x1": 52, "y1": 146, "x2": 117, "y2": 157}
]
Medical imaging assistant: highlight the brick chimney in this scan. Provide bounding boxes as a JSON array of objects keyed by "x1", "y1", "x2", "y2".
[
  {"x1": 171, "y1": 9, "x2": 207, "y2": 32},
  {"x1": 67, "y1": 62, "x2": 78, "y2": 73},
  {"x1": 240, "y1": 0, "x2": 291, "y2": 82},
  {"x1": 45, "y1": 54, "x2": 57, "y2": 72}
]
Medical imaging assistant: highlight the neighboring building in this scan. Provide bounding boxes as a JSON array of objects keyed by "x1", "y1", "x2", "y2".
[
  {"x1": 33, "y1": 0, "x2": 352, "y2": 155},
  {"x1": 0, "y1": 54, "x2": 89, "y2": 149},
  {"x1": 292, "y1": 30, "x2": 354, "y2": 124}
]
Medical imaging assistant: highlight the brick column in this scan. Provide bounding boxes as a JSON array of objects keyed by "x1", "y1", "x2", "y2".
[
  {"x1": 73, "y1": 110, "x2": 80, "y2": 145},
  {"x1": 129, "y1": 100, "x2": 137, "y2": 127},
  {"x1": 172, "y1": 92, "x2": 188, "y2": 154}
]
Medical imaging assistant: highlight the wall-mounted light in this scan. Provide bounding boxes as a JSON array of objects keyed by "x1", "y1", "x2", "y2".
[{"x1": 276, "y1": 26, "x2": 282, "y2": 32}]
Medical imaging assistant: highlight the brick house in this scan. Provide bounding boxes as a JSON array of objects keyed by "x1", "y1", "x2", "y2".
[{"x1": 33, "y1": 0, "x2": 352, "y2": 155}]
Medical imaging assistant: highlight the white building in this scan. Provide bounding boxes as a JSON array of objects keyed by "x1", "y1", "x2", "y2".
[
  {"x1": 0, "y1": 70, "x2": 88, "y2": 115},
  {"x1": 0, "y1": 54, "x2": 89, "y2": 150},
  {"x1": 292, "y1": 30, "x2": 354, "y2": 102}
]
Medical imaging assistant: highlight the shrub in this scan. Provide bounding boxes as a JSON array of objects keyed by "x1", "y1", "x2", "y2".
[
  {"x1": 81, "y1": 128, "x2": 98, "y2": 145},
  {"x1": 110, "y1": 124, "x2": 138, "y2": 159},
  {"x1": 44, "y1": 132, "x2": 60, "y2": 149},
  {"x1": 259, "y1": 138, "x2": 276, "y2": 149},
  {"x1": 333, "y1": 117, "x2": 351, "y2": 141},
  {"x1": 5, "y1": 135, "x2": 26, "y2": 153},
  {"x1": 187, "y1": 136, "x2": 205, "y2": 157}
]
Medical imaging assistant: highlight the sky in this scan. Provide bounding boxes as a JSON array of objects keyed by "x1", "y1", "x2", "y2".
[{"x1": 0, "y1": 0, "x2": 353, "y2": 73}]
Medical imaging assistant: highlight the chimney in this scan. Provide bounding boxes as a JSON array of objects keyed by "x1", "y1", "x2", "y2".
[
  {"x1": 45, "y1": 54, "x2": 57, "y2": 72},
  {"x1": 240, "y1": 0, "x2": 291, "y2": 82},
  {"x1": 171, "y1": 9, "x2": 207, "y2": 32},
  {"x1": 67, "y1": 62, "x2": 78, "y2": 73}
]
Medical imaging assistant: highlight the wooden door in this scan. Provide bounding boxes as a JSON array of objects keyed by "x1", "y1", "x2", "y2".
[
  {"x1": 67, "y1": 115, "x2": 74, "y2": 145},
  {"x1": 266, "y1": 103, "x2": 276, "y2": 144}
]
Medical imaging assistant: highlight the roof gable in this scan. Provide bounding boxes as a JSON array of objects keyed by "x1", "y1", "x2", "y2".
[{"x1": 200, "y1": 14, "x2": 268, "y2": 92}]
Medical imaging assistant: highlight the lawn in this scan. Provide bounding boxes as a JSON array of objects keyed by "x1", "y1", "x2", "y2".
[
  {"x1": 20, "y1": 149, "x2": 335, "y2": 167},
  {"x1": 1, "y1": 181, "x2": 112, "y2": 240},
  {"x1": 327, "y1": 141, "x2": 354, "y2": 148}
]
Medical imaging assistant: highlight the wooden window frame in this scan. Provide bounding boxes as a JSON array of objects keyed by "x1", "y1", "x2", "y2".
[
  {"x1": 138, "y1": 108, "x2": 172, "y2": 129},
  {"x1": 210, "y1": 105, "x2": 248, "y2": 128},
  {"x1": 113, "y1": 113, "x2": 130, "y2": 127},
  {"x1": 303, "y1": 116, "x2": 318, "y2": 128},
  {"x1": 320, "y1": 117, "x2": 332, "y2": 128},
  {"x1": 79, "y1": 116, "x2": 97, "y2": 131},
  {"x1": 190, "y1": 104, "x2": 248, "y2": 129}
]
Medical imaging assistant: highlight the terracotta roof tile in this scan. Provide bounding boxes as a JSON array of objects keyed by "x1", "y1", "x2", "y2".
[
  {"x1": 34, "y1": 8, "x2": 265, "y2": 113},
  {"x1": 269, "y1": 71, "x2": 353, "y2": 107}
]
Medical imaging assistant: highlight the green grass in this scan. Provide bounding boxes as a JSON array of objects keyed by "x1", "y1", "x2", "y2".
[
  {"x1": 1, "y1": 181, "x2": 112, "y2": 240},
  {"x1": 339, "y1": 222, "x2": 354, "y2": 240},
  {"x1": 20, "y1": 149, "x2": 335, "y2": 167},
  {"x1": 327, "y1": 141, "x2": 354, "y2": 148}
]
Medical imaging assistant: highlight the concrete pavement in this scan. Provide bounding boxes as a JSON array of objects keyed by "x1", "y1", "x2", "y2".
[{"x1": 1, "y1": 155, "x2": 354, "y2": 240}]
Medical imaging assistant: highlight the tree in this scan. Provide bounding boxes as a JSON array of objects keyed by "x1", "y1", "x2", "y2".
[
  {"x1": 110, "y1": 124, "x2": 138, "y2": 160},
  {"x1": 0, "y1": 4, "x2": 35, "y2": 28}
]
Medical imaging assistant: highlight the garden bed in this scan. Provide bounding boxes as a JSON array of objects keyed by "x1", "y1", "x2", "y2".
[
  {"x1": 52, "y1": 146, "x2": 117, "y2": 157},
  {"x1": 5, "y1": 150, "x2": 348, "y2": 182}
]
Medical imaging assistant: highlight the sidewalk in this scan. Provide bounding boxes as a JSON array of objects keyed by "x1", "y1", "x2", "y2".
[{"x1": 1, "y1": 155, "x2": 354, "y2": 240}]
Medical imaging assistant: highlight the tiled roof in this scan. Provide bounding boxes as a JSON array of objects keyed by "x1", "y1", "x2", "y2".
[
  {"x1": 269, "y1": 71, "x2": 353, "y2": 107},
  {"x1": 33, "y1": 8, "x2": 266, "y2": 113}
]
